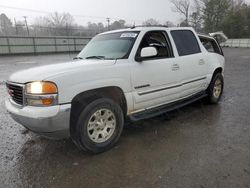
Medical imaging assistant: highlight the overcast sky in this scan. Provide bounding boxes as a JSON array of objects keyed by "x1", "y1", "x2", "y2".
[
  {"x1": 0, "y1": 0, "x2": 183, "y2": 26},
  {"x1": 0, "y1": 0, "x2": 250, "y2": 26}
]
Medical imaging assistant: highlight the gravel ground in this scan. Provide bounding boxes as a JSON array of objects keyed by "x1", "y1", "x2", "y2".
[{"x1": 0, "y1": 48, "x2": 250, "y2": 188}]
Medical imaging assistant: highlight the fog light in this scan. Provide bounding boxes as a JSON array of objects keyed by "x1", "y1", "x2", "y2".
[{"x1": 42, "y1": 98, "x2": 54, "y2": 105}]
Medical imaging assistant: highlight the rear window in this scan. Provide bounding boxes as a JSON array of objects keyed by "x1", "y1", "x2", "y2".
[
  {"x1": 171, "y1": 30, "x2": 201, "y2": 56},
  {"x1": 199, "y1": 37, "x2": 223, "y2": 55}
]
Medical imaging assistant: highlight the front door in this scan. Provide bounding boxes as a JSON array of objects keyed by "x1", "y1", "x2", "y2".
[{"x1": 130, "y1": 31, "x2": 182, "y2": 112}]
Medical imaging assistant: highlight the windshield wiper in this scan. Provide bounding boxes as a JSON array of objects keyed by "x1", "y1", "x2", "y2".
[
  {"x1": 85, "y1": 56, "x2": 106, "y2": 60},
  {"x1": 73, "y1": 56, "x2": 83, "y2": 60}
]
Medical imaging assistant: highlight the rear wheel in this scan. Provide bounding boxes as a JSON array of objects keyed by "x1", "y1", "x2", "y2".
[
  {"x1": 206, "y1": 73, "x2": 224, "y2": 104},
  {"x1": 71, "y1": 98, "x2": 124, "y2": 153}
]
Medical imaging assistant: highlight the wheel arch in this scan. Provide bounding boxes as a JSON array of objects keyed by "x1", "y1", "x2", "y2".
[
  {"x1": 212, "y1": 67, "x2": 223, "y2": 78},
  {"x1": 70, "y1": 86, "x2": 128, "y2": 135}
]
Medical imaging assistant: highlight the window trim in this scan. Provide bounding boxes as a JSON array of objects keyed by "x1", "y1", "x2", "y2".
[
  {"x1": 134, "y1": 30, "x2": 174, "y2": 62},
  {"x1": 170, "y1": 29, "x2": 201, "y2": 57}
]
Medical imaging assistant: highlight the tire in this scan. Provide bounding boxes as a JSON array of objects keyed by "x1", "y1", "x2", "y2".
[
  {"x1": 206, "y1": 73, "x2": 224, "y2": 104},
  {"x1": 70, "y1": 98, "x2": 124, "y2": 153}
]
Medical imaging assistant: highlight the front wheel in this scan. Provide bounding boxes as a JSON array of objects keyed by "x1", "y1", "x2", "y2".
[
  {"x1": 71, "y1": 98, "x2": 124, "y2": 153},
  {"x1": 206, "y1": 73, "x2": 224, "y2": 104}
]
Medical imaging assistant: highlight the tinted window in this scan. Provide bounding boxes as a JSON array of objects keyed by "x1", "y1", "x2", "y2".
[
  {"x1": 137, "y1": 31, "x2": 172, "y2": 59},
  {"x1": 171, "y1": 30, "x2": 201, "y2": 56}
]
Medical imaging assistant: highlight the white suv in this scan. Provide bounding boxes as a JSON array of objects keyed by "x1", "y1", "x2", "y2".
[{"x1": 5, "y1": 27, "x2": 225, "y2": 153}]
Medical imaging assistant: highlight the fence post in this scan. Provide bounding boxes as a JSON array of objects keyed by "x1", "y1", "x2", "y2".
[
  {"x1": 73, "y1": 38, "x2": 76, "y2": 52},
  {"x1": 32, "y1": 37, "x2": 36, "y2": 55},
  {"x1": 54, "y1": 37, "x2": 57, "y2": 53},
  {"x1": 6, "y1": 37, "x2": 11, "y2": 54}
]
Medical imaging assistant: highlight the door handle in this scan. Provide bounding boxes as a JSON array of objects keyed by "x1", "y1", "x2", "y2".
[
  {"x1": 172, "y1": 64, "x2": 180, "y2": 71},
  {"x1": 199, "y1": 59, "x2": 205, "y2": 65}
]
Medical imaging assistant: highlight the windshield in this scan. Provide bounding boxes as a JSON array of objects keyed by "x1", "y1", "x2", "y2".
[{"x1": 77, "y1": 31, "x2": 139, "y2": 60}]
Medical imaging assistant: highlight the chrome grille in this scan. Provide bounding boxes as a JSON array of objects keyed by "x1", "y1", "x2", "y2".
[{"x1": 6, "y1": 83, "x2": 24, "y2": 105}]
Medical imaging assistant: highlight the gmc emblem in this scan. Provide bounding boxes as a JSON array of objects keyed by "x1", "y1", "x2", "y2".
[{"x1": 8, "y1": 89, "x2": 14, "y2": 97}]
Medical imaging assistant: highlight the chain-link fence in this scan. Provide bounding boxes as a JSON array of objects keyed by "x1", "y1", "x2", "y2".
[
  {"x1": 0, "y1": 35, "x2": 91, "y2": 55},
  {"x1": 221, "y1": 39, "x2": 250, "y2": 48},
  {"x1": 0, "y1": 24, "x2": 107, "y2": 37}
]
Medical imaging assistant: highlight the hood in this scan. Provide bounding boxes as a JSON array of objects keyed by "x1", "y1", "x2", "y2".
[{"x1": 8, "y1": 59, "x2": 116, "y2": 83}]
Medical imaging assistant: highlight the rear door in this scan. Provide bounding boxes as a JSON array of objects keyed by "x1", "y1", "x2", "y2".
[
  {"x1": 130, "y1": 30, "x2": 182, "y2": 111},
  {"x1": 170, "y1": 30, "x2": 209, "y2": 98}
]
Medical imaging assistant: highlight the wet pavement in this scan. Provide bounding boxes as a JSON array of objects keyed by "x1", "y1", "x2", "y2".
[{"x1": 0, "y1": 49, "x2": 250, "y2": 188}]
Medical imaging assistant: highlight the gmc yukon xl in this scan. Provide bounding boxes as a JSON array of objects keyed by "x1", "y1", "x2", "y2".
[{"x1": 5, "y1": 27, "x2": 225, "y2": 153}]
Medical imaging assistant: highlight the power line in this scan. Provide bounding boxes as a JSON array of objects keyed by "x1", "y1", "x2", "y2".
[
  {"x1": 0, "y1": 4, "x2": 145, "y2": 23},
  {"x1": 0, "y1": 5, "x2": 50, "y2": 14}
]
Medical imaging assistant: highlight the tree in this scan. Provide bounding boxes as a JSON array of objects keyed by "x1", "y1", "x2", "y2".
[
  {"x1": 171, "y1": 0, "x2": 191, "y2": 26},
  {"x1": 110, "y1": 20, "x2": 126, "y2": 30},
  {"x1": 164, "y1": 21, "x2": 176, "y2": 27},
  {"x1": 143, "y1": 18, "x2": 160, "y2": 26},
  {"x1": 222, "y1": 2, "x2": 250, "y2": 38},
  {"x1": 230, "y1": 0, "x2": 245, "y2": 11},
  {"x1": 34, "y1": 12, "x2": 76, "y2": 36},
  {"x1": 0, "y1": 13, "x2": 14, "y2": 35},
  {"x1": 45, "y1": 12, "x2": 75, "y2": 28},
  {"x1": 189, "y1": 0, "x2": 203, "y2": 31},
  {"x1": 87, "y1": 22, "x2": 106, "y2": 35},
  {"x1": 201, "y1": 0, "x2": 231, "y2": 32}
]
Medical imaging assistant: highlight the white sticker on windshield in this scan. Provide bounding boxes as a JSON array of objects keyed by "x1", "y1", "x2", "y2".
[{"x1": 120, "y1": 33, "x2": 138, "y2": 38}]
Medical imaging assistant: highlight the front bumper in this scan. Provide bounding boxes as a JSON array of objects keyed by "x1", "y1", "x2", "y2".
[{"x1": 5, "y1": 98, "x2": 71, "y2": 139}]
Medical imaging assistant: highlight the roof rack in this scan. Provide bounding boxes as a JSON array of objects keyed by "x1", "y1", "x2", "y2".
[{"x1": 130, "y1": 25, "x2": 170, "y2": 29}]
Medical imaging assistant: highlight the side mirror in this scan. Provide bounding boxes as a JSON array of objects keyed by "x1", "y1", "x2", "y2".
[
  {"x1": 135, "y1": 47, "x2": 158, "y2": 62},
  {"x1": 141, "y1": 47, "x2": 158, "y2": 58}
]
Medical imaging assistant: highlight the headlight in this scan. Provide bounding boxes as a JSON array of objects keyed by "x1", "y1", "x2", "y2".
[
  {"x1": 26, "y1": 81, "x2": 58, "y2": 94},
  {"x1": 25, "y1": 81, "x2": 58, "y2": 106}
]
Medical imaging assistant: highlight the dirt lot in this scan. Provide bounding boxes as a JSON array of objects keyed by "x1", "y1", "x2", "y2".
[{"x1": 0, "y1": 48, "x2": 250, "y2": 188}]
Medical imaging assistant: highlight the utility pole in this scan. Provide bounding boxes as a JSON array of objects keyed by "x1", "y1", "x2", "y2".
[
  {"x1": 14, "y1": 18, "x2": 18, "y2": 35},
  {"x1": 23, "y1": 16, "x2": 29, "y2": 35},
  {"x1": 106, "y1": 18, "x2": 110, "y2": 31}
]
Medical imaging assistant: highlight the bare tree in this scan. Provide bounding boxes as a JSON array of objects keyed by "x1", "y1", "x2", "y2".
[
  {"x1": 190, "y1": 0, "x2": 203, "y2": 31},
  {"x1": 230, "y1": 0, "x2": 245, "y2": 11},
  {"x1": 45, "y1": 12, "x2": 75, "y2": 28},
  {"x1": 34, "y1": 12, "x2": 76, "y2": 36},
  {"x1": 171, "y1": 0, "x2": 191, "y2": 26}
]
